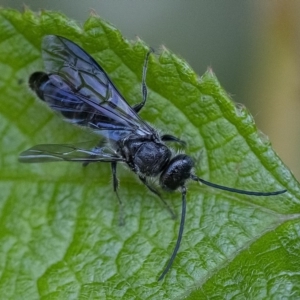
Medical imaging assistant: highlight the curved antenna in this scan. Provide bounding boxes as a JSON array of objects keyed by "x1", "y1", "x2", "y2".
[
  {"x1": 190, "y1": 174, "x2": 286, "y2": 196},
  {"x1": 158, "y1": 176, "x2": 286, "y2": 281},
  {"x1": 158, "y1": 186, "x2": 187, "y2": 281}
]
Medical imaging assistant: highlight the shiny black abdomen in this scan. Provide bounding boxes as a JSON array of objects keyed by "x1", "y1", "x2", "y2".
[{"x1": 29, "y1": 72, "x2": 91, "y2": 125}]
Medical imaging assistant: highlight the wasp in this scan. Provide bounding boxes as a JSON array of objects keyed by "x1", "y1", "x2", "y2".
[{"x1": 19, "y1": 35, "x2": 286, "y2": 280}]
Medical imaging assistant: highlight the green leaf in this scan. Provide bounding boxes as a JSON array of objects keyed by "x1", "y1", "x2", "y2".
[{"x1": 0, "y1": 8, "x2": 299, "y2": 299}]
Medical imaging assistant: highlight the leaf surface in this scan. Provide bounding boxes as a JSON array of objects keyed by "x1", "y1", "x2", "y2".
[{"x1": 0, "y1": 9, "x2": 298, "y2": 299}]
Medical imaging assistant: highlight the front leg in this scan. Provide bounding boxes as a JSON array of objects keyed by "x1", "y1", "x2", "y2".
[
  {"x1": 161, "y1": 134, "x2": 186, "y2": 147},
  {"x1": 138, "y1": 175, "x2": 176, "y2": 219}
]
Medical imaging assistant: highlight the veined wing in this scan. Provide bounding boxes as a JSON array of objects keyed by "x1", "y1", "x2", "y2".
[
  {"x1": 39, "y1": 35, "x2": 154, "y2": 137},
  {"x1": 19, "y1": 143, "x2": 124, "y2": 163}
]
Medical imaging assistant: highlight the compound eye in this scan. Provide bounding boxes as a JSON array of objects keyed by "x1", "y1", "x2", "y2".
[{"x1": 160, "y1": 154, "x2": 194, "y2": 191}]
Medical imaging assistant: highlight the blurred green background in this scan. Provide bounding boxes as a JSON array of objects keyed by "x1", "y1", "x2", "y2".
[{"x1": 1, "y1": 1, "x2": 300, "y2": 178}]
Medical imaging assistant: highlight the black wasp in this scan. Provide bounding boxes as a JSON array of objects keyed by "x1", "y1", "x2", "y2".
[{"x1": 19, "y1": 35, "x2": 286, "y2": 281}]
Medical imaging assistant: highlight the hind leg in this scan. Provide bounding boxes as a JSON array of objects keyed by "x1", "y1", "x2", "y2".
[
  {"x1": 111, "y1": 162, "x2": 125, "y2": 226},
  {"x1": 132, "y1": 49, "x2": 154, "y2": 113}
]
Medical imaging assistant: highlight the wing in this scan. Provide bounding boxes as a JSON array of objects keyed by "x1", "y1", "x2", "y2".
[
  {"x1": 19, "y1": 143, "x2": 124, "y2": 163},
  {"x1": 38, "y1": 35, "x2": 154, "y2": 139}
]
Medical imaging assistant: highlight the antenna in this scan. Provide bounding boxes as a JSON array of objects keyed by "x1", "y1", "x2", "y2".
[
  {"x1": 158, "y1": 186, "x2": 187, "y2": 281},
  {"x1": 190, "y1": 174, "x2": 286, "y2": 196},
  {"x1": 158, "y1": 175, "x2": 286, "y2": 281}
]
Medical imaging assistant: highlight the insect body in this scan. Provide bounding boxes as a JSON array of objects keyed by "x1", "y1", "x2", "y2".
[{"x1": 19, "y1": 35, "x2": 286, "y2": 281}]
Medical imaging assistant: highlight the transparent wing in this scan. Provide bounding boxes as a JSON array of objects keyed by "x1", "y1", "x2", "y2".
[
  {"x1": 19, "y1": 143, "x2": 124, "y2": 163},
  {"x1": 40, "y1": 35, "x2": 154, "y2": 139}
]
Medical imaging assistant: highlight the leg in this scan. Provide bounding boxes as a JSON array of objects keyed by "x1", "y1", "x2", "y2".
[
  {"x1": 132, "y1": 48, "x2": 154, "y2": 113},
  {"x1": 82, "y1": 139, "x2": 106, "y2": 167},
  {"x1": 161, "y1": 134, "x2": 186, "y2": 147},
  {"x1": 139, "y1": 175, "x2": 176, "y2": 219},
  {"x1": 82, "y1": 161, "x2": 90, "y2": 167},
  {"x1": 111, "y1": 162, "x2": 125, "y2": 225}
]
